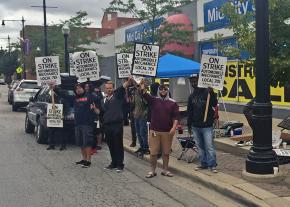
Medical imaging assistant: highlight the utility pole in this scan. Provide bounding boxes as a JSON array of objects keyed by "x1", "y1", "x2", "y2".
[{"x1": 31, "y1": 0, "x2": 57, "y2": 56}]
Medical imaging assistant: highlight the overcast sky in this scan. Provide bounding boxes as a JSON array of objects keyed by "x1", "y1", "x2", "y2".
[{"x1": 0, "y1": 0, "x2": 117, "y2": 49}]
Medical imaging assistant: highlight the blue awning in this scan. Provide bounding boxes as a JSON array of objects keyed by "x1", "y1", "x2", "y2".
[{"x1": 156, "y1": 53, "x2": 200, "y2": 78}]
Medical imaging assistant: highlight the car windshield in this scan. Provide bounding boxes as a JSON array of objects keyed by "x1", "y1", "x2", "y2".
[{"x1": 19, "y1": 82, "x2": 41, "y2": 89}]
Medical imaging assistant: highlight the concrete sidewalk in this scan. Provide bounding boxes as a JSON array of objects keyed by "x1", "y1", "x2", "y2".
[{"x1": 123, "y1": 111, "x2": 290, "y2": 207}]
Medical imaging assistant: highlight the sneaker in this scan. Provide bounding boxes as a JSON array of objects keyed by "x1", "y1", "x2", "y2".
[
  {"x1": 210, "y1": 167, "x2": 218, "y2": 173},
  {"x1": 104, "y1": 164, "x2": 117, "y2": 170},
  {"x1": 130, "y1": 142, "x2": 136, "y2": 147},
  {"x1": 116, "y1": 167, "x2": 124, "y2": 173},
  {"x1": 46, "y1": 146, "x2": 55, "y2": 150},
  {"x1": 75, "y1": 160, "x2": 85, "y2": 165},
  {"x1": 96, "y1": 145, "x2": 102, "y2": 150},
  {"x1": 143, "y1": 148, "x2": 150, "y2": 155},
  {"x1": 81, "y1": 161, "x2": 91, "y2": 168},
  {"x1": 134, "y1": 148, "x2": 142, "y2": 153},
  {"x1": 245, "y1": 141, "x2": 253, "y2": 146},
  {"x1": 235, "y1": 141, "x2": 245, "y2": 147},
  {"x1": 195, "y1": 165, "x2": 208, "y2": 171},
  {"x1": 59, "y1": 146, "x2": 66, "y2": 151}
]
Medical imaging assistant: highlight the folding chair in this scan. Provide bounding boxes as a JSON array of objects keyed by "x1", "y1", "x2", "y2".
[{"x1": 176, "y1": 135, "x2": 198, "y2": 163}]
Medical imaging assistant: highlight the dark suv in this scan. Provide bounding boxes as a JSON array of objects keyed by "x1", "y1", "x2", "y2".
[
  {"x1": 25, "y1": 74, "x2": 111, "y2": 144},
  {"x1": 25, "y1": 74, "x2": 77, "y2": 144}
]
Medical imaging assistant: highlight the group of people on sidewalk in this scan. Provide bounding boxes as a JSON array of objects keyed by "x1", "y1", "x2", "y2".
[{"x1": 46, "y1": 75, "x2": 218, "y2": 176}]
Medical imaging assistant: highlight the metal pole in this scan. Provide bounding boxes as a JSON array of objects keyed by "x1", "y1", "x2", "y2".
[
  {"x1": 22, "y1": 16, "x2": 26, "y2": 79},
  {"x1": 64, "y1": 34, "x2": 69, "y2": 74},
  {"x1": 8, "y1": 35, "x2": 10, "y2": 55},
  {"x1": 245, "y1": 0, "x2": 278, "y2": 174},
  {"x1": 43, "y1": 0, "x2": 48, "y2": 56}
]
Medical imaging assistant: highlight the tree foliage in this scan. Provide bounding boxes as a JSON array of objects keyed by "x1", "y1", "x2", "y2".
[
  {"x1": 26, "y1": 11, "x2": 97, "y2": 73},
  {"x1": 0, "y1": 50, "x2": 20, "y2": 76},
  {"x1": 218, "y1": 0, "x2": 290, "y2": 87},
  {"x1": 107, "y1": 0, "x2": 193, "y2": 55}
]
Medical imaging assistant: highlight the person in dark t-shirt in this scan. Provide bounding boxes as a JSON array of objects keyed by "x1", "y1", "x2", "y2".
[{"x1": 74, "y1": 83, "x2": 100, "y2": 168}]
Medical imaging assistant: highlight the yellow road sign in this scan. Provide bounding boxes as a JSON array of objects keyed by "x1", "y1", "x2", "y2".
[{"x1": 16, "y1": 67, "x2": 23, "y2": 74}]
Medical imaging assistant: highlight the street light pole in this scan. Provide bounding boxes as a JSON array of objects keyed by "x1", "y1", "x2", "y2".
[
  {"x1": 7, "y1": 35, "x2": 11, "y2": 55},
  {"x1": 21, "y1": 16, "x2": 26, "y2": 79},
  {"x1": 62, "y1": 24, "x2": 70, "y2": 75},
  {"x1": 245, "y1": 0, "x2": 278, "y2": 174},
  {"x1": 64, "y1": 34, "x2": 68, "y2": 73},
  {"x1": 43, "y1": 0, "x2": 48, "y2": 56}
]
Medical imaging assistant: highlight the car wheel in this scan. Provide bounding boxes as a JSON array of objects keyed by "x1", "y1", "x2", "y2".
[
  {"x1": 12, "y1": 104, "x2": 18, "y2": 112},
  {"x1": 36, "y1": 121, "x2": 48, "y2": 144},
  {"x1": 25, "y1": 114, "x2": 35, "y2": 133}
]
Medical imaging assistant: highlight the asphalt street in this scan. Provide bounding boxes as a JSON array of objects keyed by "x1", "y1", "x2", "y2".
[{"x1": 0, "y1": 85, "x2": 218, "y2": 207}]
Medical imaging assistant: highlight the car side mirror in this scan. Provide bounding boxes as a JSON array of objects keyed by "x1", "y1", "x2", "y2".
[{"x1": 29, "y1": 96, "x2": 35, "y2": 102}]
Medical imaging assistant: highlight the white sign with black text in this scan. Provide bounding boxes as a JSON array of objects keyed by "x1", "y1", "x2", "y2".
[
  {"x1": 198, "y1": 54, "x2": 227, "y2": 90},
  {"x1": 73, "y1": 50, "x2": 100, "y2": 82},
  {"x1": 69, "y1": 53, "x2": 76, "y2": 76},
  {"x1": 47, "y1": 104, "x2": 63, "y2": 128},
  {"x1": 116, "y1": 53, "x2": 133, "y2": 78},
  {"x1": 35, "y1": 56, "x2": 61, "y2": 85},
  {"x1": 132, "y1": 43, "x2": 159, "y2": 77}
]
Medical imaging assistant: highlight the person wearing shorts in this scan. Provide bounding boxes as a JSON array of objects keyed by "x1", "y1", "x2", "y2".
[
  {"x1": 141, "y1": 82, "x2": 179, "y2": 178},
  {"x1": 74, "y1": 83, "x2": 100, "y2": 168}
]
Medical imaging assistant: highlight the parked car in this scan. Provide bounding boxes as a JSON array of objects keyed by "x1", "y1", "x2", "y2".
[
  {"x1": 25, "y1": 74, "x2": 111, "y2": 144},
  {"x1": 25, "y1": 74, "x2": 78, "y2": 144},
  {"x1": 12, "y1": 80, "x2": 41, "y2": 111},
  {"x1": 8, "y1": 80, "x2": 20, "y2": 104},
  {"x1": 0, "y1": 79, "x2": 5, "y2": 85}
]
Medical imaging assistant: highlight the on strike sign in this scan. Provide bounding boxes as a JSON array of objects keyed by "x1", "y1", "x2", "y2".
[
  {"x1": 69, "y1": 53, "x2": 76, "y2": 76},
  {"x1": 47, "y1": 104, "x2": 63, "y2": 128},
  {"x1": 35, "y1": 56, "x2": 61, "y2": 85},
  {"x1": 73, "y1": 51, "x2": 99, "y2": 82},
  {"x1": 198, "y1": 54, "x2": 227, "y2": 90},
  {"x1": 132, "y1": 43, "x2": 159, "y2": 77},
  {"x1": 116, "y1": 53, "x2": 133, "y2": 78}
]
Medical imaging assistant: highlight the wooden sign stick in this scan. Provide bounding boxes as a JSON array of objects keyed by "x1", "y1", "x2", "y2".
[
  {"x1": 204, "y1": 93, "x2": 210, "y2": 122},
  {"x1": 51, "y1": 88, "x2": 56, "y2": 115}
]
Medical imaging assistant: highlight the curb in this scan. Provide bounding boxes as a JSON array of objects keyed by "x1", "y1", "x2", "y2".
[
  {"x1": 123, "y1": 139, "x2": 290, "y2": 207},
  {"x1": 214, "y1": 138, "x2": 249, "y2": 156}
]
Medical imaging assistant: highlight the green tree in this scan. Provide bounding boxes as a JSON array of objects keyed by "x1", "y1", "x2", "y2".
[
  {"x1": 0, "y1": 50, "x2": 20, "y2": 76},
  {"x1": 26, "y1": 11, "x2": 98, "y2": 73},
  {"x1": 216, "y1": 0, "x2": 290, "y2": 87},
  {"x1": 107, "y1": 0, "x2": 193, "y2": 54}
]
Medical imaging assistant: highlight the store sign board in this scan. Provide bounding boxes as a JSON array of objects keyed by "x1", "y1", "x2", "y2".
[{"x1": 204, "y1": 0, "x2": 254, "y2": 32}]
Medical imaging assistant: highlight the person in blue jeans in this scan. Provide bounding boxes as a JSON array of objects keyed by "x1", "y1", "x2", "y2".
[
  {"x1": 131, "y1": 84, "x2": 149, "y2": 155},
  {"x1": 187, "y1": 75, "x2": 218, "y2": 173}
]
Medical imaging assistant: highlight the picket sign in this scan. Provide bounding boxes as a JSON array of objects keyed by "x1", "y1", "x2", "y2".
[
  {"x1": 198, "y1": 54, "x2": 227, "y2": 90},
  {"x1": 132, "y1": 43, "x2": 159, "y2": 77},
  {"x1": 116, "y1": 53, "x2": 133, "y2": 78},
  {"x1": 35, "y1": 56, "x2": 61, "y2": 86},
  {"x1": 69, "y1": 53, "x2": 76, "y2": 76},
  {"x1": 198, "y1": 54, "x2": 227, "y2": 122},
  {"x1": 47, "y1": 103, "x2": 63, "y2": 128},
  {"x1": 73, "y1": 50, "x2": 100, "y2": 83}
]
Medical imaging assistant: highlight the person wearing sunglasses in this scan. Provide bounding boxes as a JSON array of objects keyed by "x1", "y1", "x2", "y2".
[{"x1": 140, "y1": 81, "x2": 179, "y2": 178}]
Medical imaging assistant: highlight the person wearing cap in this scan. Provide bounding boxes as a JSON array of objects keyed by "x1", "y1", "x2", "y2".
[
  {"x1": 187, "y1": 75, "x2": 218, "y2": 173},
  {"x1": 140, "y1": 81, "x2": 179, "y2": 178}
]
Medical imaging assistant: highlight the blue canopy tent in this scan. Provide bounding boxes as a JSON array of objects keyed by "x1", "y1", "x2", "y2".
[{"x1": 156, "y1": 53, "x2": 200, "y2": 78}]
